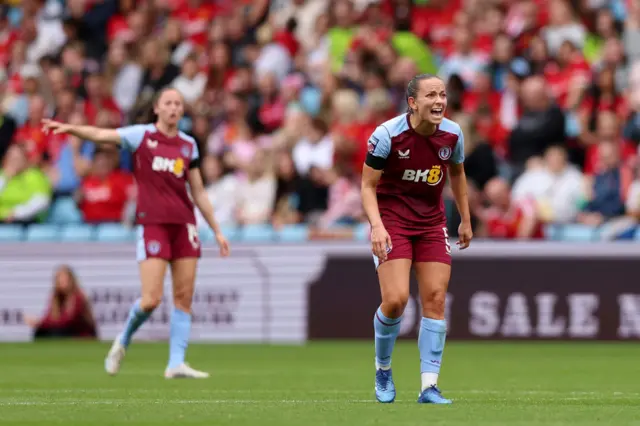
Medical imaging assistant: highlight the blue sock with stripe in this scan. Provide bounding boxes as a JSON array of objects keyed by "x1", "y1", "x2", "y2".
[
  {"x1": 168, "y1": 308, "x2": 191, "y2": 369},
  {"x1": 373, "y1": 307, "x2": 402, "y2": 370},
  {"x1": 119, "y1": 299, "x2": 152, "y2": 348}
]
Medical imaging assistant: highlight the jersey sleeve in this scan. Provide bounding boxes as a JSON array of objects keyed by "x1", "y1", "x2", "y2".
[
  {"x1": 450, "y1": 129, "x2": 465, "y2": 164},
  {"x1": 364, "y1": 125, "x2": 392, "y2": 170},
  {"x1": 189, "y1": 140, "x2": 200, "y2": 169},
  {"x1": 116, "y1": 125, "x2": 148, "y2": 152}
]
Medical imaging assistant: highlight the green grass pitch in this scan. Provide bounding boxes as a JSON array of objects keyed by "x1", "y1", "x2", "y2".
[{"x1": 1, "y1": 341, "x2": 639, "y2": 425}]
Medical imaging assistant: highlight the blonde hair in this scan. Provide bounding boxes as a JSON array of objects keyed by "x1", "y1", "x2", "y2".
[{"x1": 332, "y1": 89, "x2": 360, "y2": 122}]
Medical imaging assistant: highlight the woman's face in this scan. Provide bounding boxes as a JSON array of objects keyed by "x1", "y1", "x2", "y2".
[{"x1": 55, "y1": 268, "x2": 73, "y2": 294}]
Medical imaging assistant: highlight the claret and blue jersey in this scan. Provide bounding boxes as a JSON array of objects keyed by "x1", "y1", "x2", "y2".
[
  {"x1": 116, "y1": 124, "x2": 200, "y2": 225},
  {"x1": 367, "y1": 113, "x2": 465, "y2": 227}
]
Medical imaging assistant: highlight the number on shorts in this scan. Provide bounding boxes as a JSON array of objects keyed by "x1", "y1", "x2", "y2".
[
  {"x1": 427, "y1": 168, "x2": 442, "y2": 184},
  {"x1": 443, "y1": 227, "x2": 451, "y2": 255},
  {"x1": 187, "y1": 224, "x2": 200, "y2": 249}
]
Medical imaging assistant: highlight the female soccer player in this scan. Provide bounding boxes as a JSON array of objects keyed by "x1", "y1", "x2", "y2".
[
  {"x1": 42, "y1": 88, "x2": 230, "y2": 378},
  {"x1": 361, "y1": 74, "x2": 472, "y2": 403}
]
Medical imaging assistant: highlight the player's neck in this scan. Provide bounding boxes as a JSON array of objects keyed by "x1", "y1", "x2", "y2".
[
  {"x1": 155, "y1": 122, "x2": 179, "y2": 137},
  {"x1": 409, "y1": 114, "x2": 437, "y2": 136}
]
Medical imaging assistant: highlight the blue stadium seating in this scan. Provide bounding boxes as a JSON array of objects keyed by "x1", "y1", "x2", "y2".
[
  {"x1": 353, "y1": 223, "x2": 370, "y2": 241},
  {"x1": 26, "y1": 224, "x2": 60, "y2": 242},
  {"x1": 59, "y1": 224, "x2": 95, "y2": 242},
  {"x1": 96, "y1": 223, "x2": 135, "y2": 242},
  {"x1": 0, "y1": 225, "x2": 24, "y2": 242},
  {"x1": 559, "y1": 224, "x2": 599, "y2": 242},
  {"x1": 239, "y1": 224, "x2": 276, "y2": 243},
  {"x1": 47, "y1": 197, "x2": 83, "y2": 225},
  {"x1": 544, "y1": 224, "x2": 562, "y2": 241},
  {"x1": 277, "y1": 224, "x2": 309, "y2": 242},
  {"x1": 198, "y1": 225, "x2": 238, "y2": 243}
]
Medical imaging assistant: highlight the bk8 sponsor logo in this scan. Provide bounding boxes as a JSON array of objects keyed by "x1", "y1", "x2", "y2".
[
  {"x1": 152, "y1": 156, "x2": 185, "y2": 178},
  {"x1": 401, "y1": 166, "x2": 443, "y2": 185}
]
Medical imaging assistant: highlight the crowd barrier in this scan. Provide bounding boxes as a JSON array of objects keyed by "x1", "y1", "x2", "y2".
[{"x1": 1, "y1": 242, "x2": 639, "y2": 342}]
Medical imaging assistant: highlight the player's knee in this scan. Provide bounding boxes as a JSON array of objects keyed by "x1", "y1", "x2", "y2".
[
  {"x1": 140, "y1": 294, "x2": 162, "y2": 311},
  {"x1": 172, "y1": 285, "x2": 194, "y2": 312},
  {"x1": 421, "y1": 288, "x2": 446, "y2": 317},
  {"x1": 382, "y1": 292, "x2": 410, "y2": 318}
]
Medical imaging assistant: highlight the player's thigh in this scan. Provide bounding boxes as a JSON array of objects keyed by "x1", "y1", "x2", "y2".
[
  {"x1": 170, "y1": 257, "x2": 198, "y2": 312},
  {"x1": 413, "y1": 262, "x2": 451, "y2": 319},
  {"x1": 375, "y1": 231, "x2": 413, "y2": 316}
]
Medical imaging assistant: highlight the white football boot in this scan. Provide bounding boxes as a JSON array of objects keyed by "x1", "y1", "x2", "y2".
[
  {"x1": 164, "y1": 363, "x2": 210, "y2": 379},
  {"x1": 105, "y1": 334, "x2": 126, "y2": 376}
]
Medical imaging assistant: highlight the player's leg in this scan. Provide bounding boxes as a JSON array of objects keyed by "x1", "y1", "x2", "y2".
[
  {"x1": 372, "y1": 232, "x2": 412, "y2": 403},
  {"x1": 164, "y1": 224, "x2": 207, "y2": 379},
  {"x1": 413, "y1": 225, "x2": 453, "y2": 404},
  {"x1": 106, "y1": 225, "x2": 169, "y2": 375}
]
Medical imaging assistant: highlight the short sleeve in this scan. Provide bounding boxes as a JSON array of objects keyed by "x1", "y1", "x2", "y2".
[
  {"x1": 367, "y1": 126, "x2": 392, "y2": 159},
  {"x1": 116, "y1": 125, "x2": 149, "y2": 152},
  {"x1": 451, "y1": 130, "x2": 465, "y2": 164}
]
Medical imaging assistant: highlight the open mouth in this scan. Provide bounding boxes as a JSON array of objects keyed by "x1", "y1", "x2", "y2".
[{"x1": 431, "y1": 107, "x2": 444, "y2": 117}]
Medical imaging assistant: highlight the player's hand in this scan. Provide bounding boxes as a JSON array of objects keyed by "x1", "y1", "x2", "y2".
[
  {"x1": 457, "y1": 221, "x2": 473, "y2": 250},
  {"x1": 371, "y1": 224, "x2": 392, "y2": 261},
  {"x1": 23, "y1": 314, "x2": 39, "y2": 328},
  {"x1": 215, "y1": 234, "x2": 230, "y2": 258},
  {"x1": 41, "y1": 119, "x2": 72, "y2": 135}
]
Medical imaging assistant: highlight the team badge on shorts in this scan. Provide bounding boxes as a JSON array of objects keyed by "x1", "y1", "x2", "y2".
[
  {"x1": 438, "y1": 146, "x2": 452, "y2": 160},
  {"x1": 147, "y1": 240, "x2": 161, "y2": 255},
  {"x1": 181, "y1": 145, "x2": 191, "y2": 158}
]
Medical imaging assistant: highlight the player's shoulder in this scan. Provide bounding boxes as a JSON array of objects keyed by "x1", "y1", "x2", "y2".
[
  {"x1": 438, "y1": 118, "x2": 462, "y2": 137},
  {"x1": 178, "y1": 131, "x2": 197, "y2": 146},
  {"x1": 377, "y1": 114, "x2": 411, "y2": 140}
]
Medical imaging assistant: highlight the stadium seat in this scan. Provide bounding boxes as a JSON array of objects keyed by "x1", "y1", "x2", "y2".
[
  {"x1": 59, "y1": 224, "x2": 96, "y2": 242},
  {"x1": 47, "y1": 197, "x2": 83, "y2": 225},
  {"x1": 634, "y1": 228, "x2": 640, "y2": 241},
  {"x1": 96, "y1": 223, "x2": 135, "y2": 242},
  {"x1": 26, "y1": 224, "x2": 60, "y2": 242},
  {"x1": 239, "y1": 224, "x2": 275, "y2": 243},
  {"x1": 544, "y1": 224, "x2": 562, "y2": 241},
  {"x1": 277, "y1": 224, "x2": 309, "y2": 242},
  {"x1": 560, "y1": 224, "x2": 598, "y2": 242},
  {"x1": 353, "y1": 223, "x2": 370, "y2": 242},
  {"x1": 198, "y1": 225, "x2": 238, "y2": 243},
  {"x1": 0, "y1": 225, "x2": 24, "y2": 242}
]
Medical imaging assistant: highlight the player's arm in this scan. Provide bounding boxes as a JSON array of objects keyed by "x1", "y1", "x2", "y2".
[
  {"x1": 449, "y1": 131, "x2": 473, "y2": 249},
  {"x1": 42, "y1": 119, "x2": 122, "y2": 145},
  {"x1": 361, "y1": 126, "x2": 391, "y2": 229},
  {"x1": 187, "y1": 152, "x2": 222, "y2": 236}
]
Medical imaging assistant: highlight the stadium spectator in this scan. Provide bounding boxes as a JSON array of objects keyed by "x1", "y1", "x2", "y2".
[
  {"x1": 196, "y1": 154, "x2": 238, "y2": 228},
  {"x1": 508, "y1": 76, "x2": 566, "y2": 178},
  {"x1": 171, "y1": 53, "x2": 207, "y2": 106},
  {"x1": 24, "y1": 265, "x2": 97, "y2": 339},
  {"x1": 317, "y1": 164, "x2": 362, "y2": 229},
  {"x1": 577, "y1": 141, "x2": 627, "y2": 227},
  {"x1": 479, "y1": 176, "x2": 543, "y2": 240},
  {"x1": 0, "y1": 143, "x2": 51, "y2": 223},
  {"x1": 512, "y1": 145, "x2": 586, "y2": 224},
  {"x1": 292, "y1": 117, "x2": 333, "y2": 176},
  {"x1": 235, "y1": 150, "x2": 276, "y2": 225},
  {"x1": 76, "y1": 145, "x2": 134, "y2": 224},
  {"x1": 542, "y1": 0, "x2": 587, "y2": 55},
  {"x1": 272, "y1": 150, "x2": 302, "y2": 227}
]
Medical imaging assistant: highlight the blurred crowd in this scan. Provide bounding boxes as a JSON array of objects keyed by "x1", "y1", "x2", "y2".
[{"x1": 1, "y1": 0, "x2": 640, "y2": 240}]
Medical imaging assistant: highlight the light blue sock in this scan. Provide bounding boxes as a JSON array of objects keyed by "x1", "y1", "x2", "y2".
[
  {"x1": 119, "y1": 299, "x2": 152, "y2": 348},
  {"x1": 373, "y1": 307, "x2": 402, "y2": 369},
  {"x1": 419, "y1": 317, "x2": 447, "y2": 374},
  {"x1": 168, "y1": 308, "x2": 191, "y2": 369}
]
